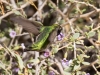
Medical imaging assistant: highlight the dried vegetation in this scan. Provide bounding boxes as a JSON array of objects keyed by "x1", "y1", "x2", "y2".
[{"x1": 0, "y1": 0, "x2": 100, "y2": 75}]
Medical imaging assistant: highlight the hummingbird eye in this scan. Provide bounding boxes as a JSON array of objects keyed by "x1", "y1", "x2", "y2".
[{"x1": 57, "y1": 26, "x2": 62, "y2": 35}]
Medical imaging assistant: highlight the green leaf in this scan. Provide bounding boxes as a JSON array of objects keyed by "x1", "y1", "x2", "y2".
[
  {"x1": 59, "y1": 0, "x2": 66, "y2": 9},
  {"x1": 13, "y1": 45, "x2": 20, "y2": 50},
  {"x1": 88, "y1": 31, "x2": 95, "y2": 38},
  {"x1": 0, "y1": 62, "x2": 10, "y2": 74},
  {"x1": 73, "y1": 65, "x2": 80, "y2": 71},
  {"x1": 48, "y1": 3, "x2": 54, "y2": 8},
  {"x1": 97, "y1": 55, "x2": 100, "y2": 62},
  {"x1": 52, "y1": 44, "x2": 59, "y2": 54},
  {"x1": 72, "y1": 33, "x2": 80, "y2": 40},
  {"x1": 18, "y1": 2, "x2": 23, "y2": 5},
  {"x1": 6, "y1": 6, "x2": 11, "y2": 10},
  {"x1": 85, "y1": 25, "x2": 91, "y2": 30},
  {"x1": 28, "y1": 59, "x2": 40, "y2": 64},
  {"x1": 0, "y1": 19, "x2": 1, "y2": 24},
  {"x1": 98, "y1": 30, "x2": 100, "y2": 41},
  {"x1": 41, "y1": 69, "x2": 47, "y2": 75},
  {"x1": 82, "y1": 62, "x2": 90, "y2": 65},
  {"x1": 64, "y1": 71, "x2": 72, "y2": 75},
  {"x1": 76, "y1": 71, "x2": 85, "y2": 75},
  {"x1": 15, "y1": 54, "x2": 24, "y2": 70},
  {"x1": 59, "y1": 20, "x2": 65, "y2": 24},
  {"x1": 13, "y1": 10, "x2": 22, "y2": 16},
  {"x1": 81, "y1": 9, "x2": 86, "y2": 13},
  {"x1": 82, "y1": 55, "x2": 90, "y2": 58},
  {"x1": 0, "y1": 62, "x2": 5, "y2": 69},
  {"x1": 52, "y1": 47, "x2": 58, "y2": 54},
  {"x1": 64, "y1": 66, "x2": 73, "y2": 72},
  {"x1": 77, "y1": 55, "x2": 84, "y2": 62}
]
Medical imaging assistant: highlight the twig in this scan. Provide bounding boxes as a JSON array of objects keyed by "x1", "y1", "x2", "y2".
[
  {"x1": 66, "y1": 18, "x2": 76, "y2": 59},
  {"x1": 49, "y1": 67, "x2": 60, "y2": 75},
  {"x1": 39, "y1": 59, "x2": 60, "y2": 75},
  {"x1": 58, "y1": 42, "x2": 72, "y2": 50},
  {"x1": 38, "y1": 59, "x2": 46, "y2": 75},
  {"x1": 92, "y1": 64, "x2": 100, "y2": 75},
  {"x1": 35, "y1": 51, "x2": 39, "y2": 75},
  {"x1": 55, "y1": 59, "x2": 64, "y2": 75},
  {"x1": 10, "y1": 0, "x2": 17, "y2": 8},
  {"x1": 1, "y1": 0, "x2": 12, "y2": 7},
  {"x1": 91, "y1": 23, "x2": 100, "y2": 32},
  {"x1": 48, "y1": 0, "x2": 66, "y2": 21},
  {"x1": 0, "y1": 0, "x2": 37, "y2": 20},
  {"x1": 15, "y1": 26, "x2": 23, "y2": 45},
  {"x1": 80, "y1": 59, "x2": 98, "y2": 70},
  {"x1": 65, "y1": 2, "x2": 76, "y2": 17},
  {"x1": 8, "y1": 37, "x2": 15, "y2": 47},
  {"x1": 73, "y1": 1, "x2": 99, "y2": 12},
  {"x1": 30, "y1": 0, "x2": 47, "y2": 19},
  {"x1": 16, "y1": 33, "x2": 29, "y2": 37},
  {"x1": 1, "y1": 42, "x2": 15, "y2": 57},
  {"x1": 36, "y1": 0, "x2": 43, "y2": 21}
]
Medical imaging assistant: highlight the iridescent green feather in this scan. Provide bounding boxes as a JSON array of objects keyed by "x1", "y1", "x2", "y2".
[{"x1": 31, "y1": 24, "x2": 58, "y2": 50}]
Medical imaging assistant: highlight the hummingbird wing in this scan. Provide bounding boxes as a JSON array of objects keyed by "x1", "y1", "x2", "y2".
[{"x1": 10, "y1": 16, "x2": 40, "y2": 36}]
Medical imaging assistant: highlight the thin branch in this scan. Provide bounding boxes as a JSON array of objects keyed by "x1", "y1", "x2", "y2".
[
  {"x1": 92, "y1": 64, "x2": 100, "y2": 75},
  {"x1": 1, "y1": 0, "x2": 12, "y2": 7},
  {"x1": 49, "y1": 67, "x2": 60, "y2": 75},
  {"x1": 0, "y1": 0, "x2": 36, "y2": 20},
  {"x1": 10, "y1": 0, "x2": 17, "y2": 8},
  {"x1": 55, "y1": 59, "x2": 64, "y2": 75},
  {"x1": 30, "y1": 0, "x2": 47, "y2": 19},
  {"x1": 0, "y1": 7, "x2": 23, "y2": 20}
]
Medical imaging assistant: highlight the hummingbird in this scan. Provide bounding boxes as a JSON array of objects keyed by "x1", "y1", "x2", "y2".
[{"x1": 10, "y1": 16, "x2": 62, "y2": 51}]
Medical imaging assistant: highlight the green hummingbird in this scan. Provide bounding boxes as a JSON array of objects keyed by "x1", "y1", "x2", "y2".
[
  {"x1": 31, "y1": 24, "x2": 58, "y2": 51},
  {"x1": 10, "y1": 16, "x2": 60, "y2": 51}
]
